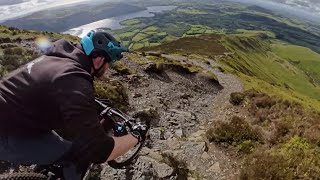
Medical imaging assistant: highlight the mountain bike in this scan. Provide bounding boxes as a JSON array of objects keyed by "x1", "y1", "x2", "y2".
[{"x1": 0, "y1": 98, "x2": 150, "y2": 180}]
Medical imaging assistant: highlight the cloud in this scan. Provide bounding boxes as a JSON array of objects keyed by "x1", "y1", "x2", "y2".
[
  {"x1": 0, "y1": 0, "x2": 90, "y2": 22},
  {"x1": 231, "y1": 0, "x2": 320, "y2": 22},
  {"x1": 272, "y1": 0, "x2": 320, "y2": 14}
]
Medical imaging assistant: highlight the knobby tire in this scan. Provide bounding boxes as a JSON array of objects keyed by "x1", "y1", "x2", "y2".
[
  {"x1": 107, "y1": 141, "x2": 145, "y2": 169},
  {"x1": 0, "y1": 172, "x2": 47, "y2": 180}
]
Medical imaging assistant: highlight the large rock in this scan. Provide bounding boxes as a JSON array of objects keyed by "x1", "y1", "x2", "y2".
[
  {"x1": 163, "y1": 138, "x2": 182, "y2": 150},
  {"x1": 139, "y1": 156, "x2": 174, "y2": 178},
  {"x1": 207, "y1": 162, "x2": 221, "y2": 173},
  {"x1": 201, "y1": 152, "x2": 210, "y2": 160},
  {"x1": 140, "y1": 147, "x2": 164, "y2": 162},
  {"x1": 168, "y1": 109, "x2": 193, "y2": 119},
  {"x1": 188, "y1": 130, "x2": 205, "y2": 142},
  {"x1": 175, "y1": 129, "x2": 184, "y2": 138},
  {"x1": 132, "y1": 107, "x2": 159, "y2": 123}
]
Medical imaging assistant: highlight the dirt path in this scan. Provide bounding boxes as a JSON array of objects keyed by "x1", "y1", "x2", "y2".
[
  {"x1": 162, "y1": 55, "x2": 244, "y2": 180},
  {"x1": 101, "y1": 54, "x2": 244, "y2": 180}
]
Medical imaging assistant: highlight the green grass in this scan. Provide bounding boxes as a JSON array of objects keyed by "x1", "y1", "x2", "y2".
[
  {"x1": 141, "y1": 31, "x2": 320, "y2": 110},
  {"x1": 236, "y1": 29, "x2": 276, "y2": 38},
  {"x1": 126, "y1": 53, "x2": 146, "y2": 65},
  {"x1": 0, "y1": 25, "x2": 79, "y2": 77},
  {"x1": 142, "y1": 34, "x2": 227, "y2": 57},
  {"x1": 122, "y1": 41, "x2": 130, "y2": 47},
  {"x1": 120, "y1": 19, "x2": 140, "y2": 26},
  {"x1": 185, "y1": 27, "x2": 224, "y2": 37},
  {"x1": 271, "y1": 43, "x2": 320, "y2": 86},
  {"x1": 132, "y1": 33, "x2": 149, "y2": 42},
  {"x1": 144, "y1": 31, "x2": 158, "y2": 35},
  {"x1": 241, "y1": 136, "x2": 320, "y2": 179},
  {"x1": 132, "y1": 43, "x2": 144, "y2": 49},
  {"x1": 159, "y1": 23, "x2": 191, "y2": 37},
  {"x1": 142, "y1": 26, "x2": 158, "y2": 32},
  {"x1": 239, "y1": 73, "x2": 320, "y2": 110},
  {"x1": 118, "y1": 32, "x2": 135, "y2": 40},
  {"x1": 111, "y1": 2, "x2": 320, "y2": 53},
  {"x1": 185, "y1": 25, "x2": 206, "y2": 35},
  {"x1": 0, "y1": 26, "x2": 80, "y2": 42},
  {"x1": 220, "y1": 34, "x2": 320, "y2": 110}
]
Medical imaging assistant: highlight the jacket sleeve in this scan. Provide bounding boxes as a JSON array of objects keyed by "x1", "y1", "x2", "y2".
[{"x1": 51, "y1": 75, "x2": 114, "y2": 164}]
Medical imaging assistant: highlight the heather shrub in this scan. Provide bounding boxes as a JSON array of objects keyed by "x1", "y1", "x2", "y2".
[
  {"x1": 206, "y1": 116, "x2": 262, "y2": 145},
  {"x1": 94, "y1": 79, "x2": 129, "y2": 112},
  {"x1": 241, "y1": 136, "x2": 320, "y2": 180},
  {"x1": 229, "y1": 92, "x2": 245, "y2": 105}
]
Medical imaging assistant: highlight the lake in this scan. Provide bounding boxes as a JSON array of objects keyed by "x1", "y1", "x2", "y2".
[{"x1": 64, "y1": 6, "x2": 176, "y2": 37}]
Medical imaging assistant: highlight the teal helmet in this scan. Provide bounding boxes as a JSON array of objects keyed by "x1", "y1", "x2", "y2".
[{"x1": 80, "y1": 29, "x2": 128, "y2": 62}]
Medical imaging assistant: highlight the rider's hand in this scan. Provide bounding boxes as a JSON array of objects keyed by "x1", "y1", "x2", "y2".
[{"x1": 130, "y1": 122, "x2": 149, "y2": 143}]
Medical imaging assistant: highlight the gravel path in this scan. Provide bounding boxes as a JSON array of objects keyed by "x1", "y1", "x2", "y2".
[{"x1": 101, "y1": 54, "x2": 244, "y2": 180}]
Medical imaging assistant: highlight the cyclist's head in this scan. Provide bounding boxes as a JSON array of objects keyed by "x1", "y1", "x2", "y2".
[{"x1": 80, "y1": 29, "x2": 128, "y2": 77}]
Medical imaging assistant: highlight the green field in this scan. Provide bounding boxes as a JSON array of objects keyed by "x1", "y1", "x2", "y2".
[
  {"x1": 120, "y1": 19, "x2": 140, "y2": 26},
  {"x1": 111, "y1": 2, "x2": 320, "y2": 52}
]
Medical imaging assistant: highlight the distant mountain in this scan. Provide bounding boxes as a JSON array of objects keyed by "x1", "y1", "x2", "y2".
[
  {"x1": 229, "y1": 0, "x2": 320, "y2": 23},
  {"x1": 1, "y1": 2, "x2": 146, "y2": 32}
]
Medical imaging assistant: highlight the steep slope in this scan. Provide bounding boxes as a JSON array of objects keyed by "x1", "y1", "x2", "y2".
[
  {"x1": 141, "y1": 30, "x2": 320, "y2": 179},
  {"x1": 220, "y1": 32, "x2": 320, "y2": 109},
  {"x1": 142, "y1": 31, "x2": 320, "y2": 110}
]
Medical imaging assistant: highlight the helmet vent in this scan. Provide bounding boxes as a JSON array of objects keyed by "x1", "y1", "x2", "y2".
[{"x1": 98, "y1": 40, "x2": 103, "y2": 45}]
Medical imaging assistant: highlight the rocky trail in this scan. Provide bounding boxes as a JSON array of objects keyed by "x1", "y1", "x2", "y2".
[{"x1": 101, "y1": 53, "x2": 244, "y2": 180}]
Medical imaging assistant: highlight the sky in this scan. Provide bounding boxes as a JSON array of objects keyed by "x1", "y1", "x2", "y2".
[
  {"x1": 0, "y1": 0, "x2": 91, "y2": 22},
  {"x1": 270, "y1": 0, "x2": 320, "y2": 14},
  {"x1": 230, "y1": 0, "x2": 320, "y2": 22}
]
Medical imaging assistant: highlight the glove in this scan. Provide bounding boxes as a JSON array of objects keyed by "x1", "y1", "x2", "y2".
[{"x1": 130, "y1": 122, "x2": 149, "y2": 143}]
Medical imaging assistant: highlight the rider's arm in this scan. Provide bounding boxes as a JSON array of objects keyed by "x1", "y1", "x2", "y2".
[
  {"x1": 51, "y1": 75, "x2": 119, "y2": 163},
  {"x1": 107, "y1": 134, "x2": 138, "y2": 161}
]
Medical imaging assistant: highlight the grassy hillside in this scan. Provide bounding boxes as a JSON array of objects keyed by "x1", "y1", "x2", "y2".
[
  {"x1": 272, "y1": 43, "x2": 320, "y2": 85},
  {"x1": 142, "y1": 30, "x2": 320, "y2": 179},
  {"x1": 220, "y1": 33, "x2": 320, "y2": 110},
  {"x1": 144, "y1": 31, "x2": 320, "y2": 110},
  {"x1": 141, "y1": 34, "x2": 228, "y2": 57}
]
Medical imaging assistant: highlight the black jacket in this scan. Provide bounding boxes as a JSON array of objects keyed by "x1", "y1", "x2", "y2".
[{"x1": 0, "y1": 39, "x2": 114, "y2": 163}]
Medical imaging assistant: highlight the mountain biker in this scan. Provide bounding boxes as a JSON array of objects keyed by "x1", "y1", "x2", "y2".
[{"x1": 0, "y1": 29, "x2": 149, "y2": 179}]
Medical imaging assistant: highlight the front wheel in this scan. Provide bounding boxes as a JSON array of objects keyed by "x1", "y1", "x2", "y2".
[
  {"x1": 107, "y1": 140, "x2": 145, "y2": 169},
  {"x1": 0, "y1": 172, "x2": 47, "y2": 180}
]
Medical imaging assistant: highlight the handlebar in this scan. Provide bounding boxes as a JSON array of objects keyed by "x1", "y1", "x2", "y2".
[{"x1": 94, "y1": 98, "x2": 150, "y2": 169}]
